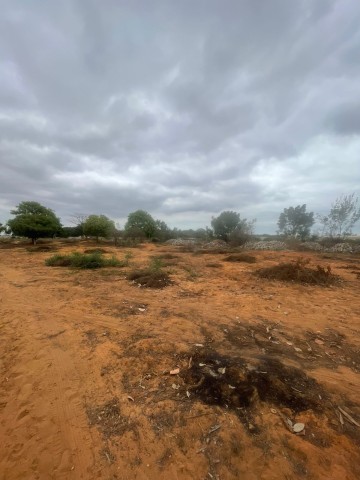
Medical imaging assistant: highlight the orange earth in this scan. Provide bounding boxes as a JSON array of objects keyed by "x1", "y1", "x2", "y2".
[{"x1": 0, "y1": 241, "x2": 360, "y2": 480}]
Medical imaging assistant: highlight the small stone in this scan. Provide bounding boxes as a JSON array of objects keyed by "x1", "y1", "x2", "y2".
[{"x1": 293, "y1": 423, "x2": 305, "y2": 433}]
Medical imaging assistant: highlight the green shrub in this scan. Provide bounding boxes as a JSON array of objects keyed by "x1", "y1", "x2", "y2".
[{"x1": 45, "y1": 252, "x2": 122, "y2": 269}]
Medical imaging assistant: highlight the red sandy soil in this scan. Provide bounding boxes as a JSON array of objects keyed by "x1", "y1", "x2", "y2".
[{"x1": 0, "y1": 241, "x2": 360, "y2": 480}]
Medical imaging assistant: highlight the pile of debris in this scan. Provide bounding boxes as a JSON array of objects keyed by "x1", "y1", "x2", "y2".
[
  {"x1": 243, "y1": 241, "x2": 288, "y2": 251},
  {"x1": 165, "y1": 238, "x2": 198, "y2": 246},
  {"x1": 324, "y1": 243, "x2": 357, "y2": 253}
]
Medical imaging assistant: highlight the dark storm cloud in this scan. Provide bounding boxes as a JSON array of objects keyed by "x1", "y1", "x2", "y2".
[{"x1": 0, "y1": 0, "x2": 360, "y2": 232}]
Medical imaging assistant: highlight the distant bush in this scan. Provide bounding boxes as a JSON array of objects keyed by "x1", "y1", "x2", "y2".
[
  {"x1": 318, "y1": 237, "x2": 344, "y2": 248},
  {"x1": 27, "y1": 245, "x2": 58, "y2": 252},
  {"x1": 223, "y1": 254, "x2": 256, "y2": 263},
  {"x1": 45, "y1": 252, "x2": 123, "y2": 269},
  {"x1": 83, "y1": 248, "x2": 109, "y2": 254}
]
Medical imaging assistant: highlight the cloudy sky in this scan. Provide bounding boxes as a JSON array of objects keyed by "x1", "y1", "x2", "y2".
[{"x1": 1, "y1": 0, "x2": 359, "y2": 233}]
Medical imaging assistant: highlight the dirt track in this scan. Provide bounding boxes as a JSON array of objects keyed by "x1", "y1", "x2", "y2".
[{"x1": 1, "y1": 242, "x2": 360, "y2": 480}]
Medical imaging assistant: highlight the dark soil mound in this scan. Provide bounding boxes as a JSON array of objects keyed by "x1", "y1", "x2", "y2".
[
  {"x1": 223, "y1": 254, "x2": 256, "y2": 263},
  {"x1": 128, "y1": 269, "x2": 172, "y2": 289},
  {"x1": 84, "y1": 248, "x2": 109, "y2": 254}
]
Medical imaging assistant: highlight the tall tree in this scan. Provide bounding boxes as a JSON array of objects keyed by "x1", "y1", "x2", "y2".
[
  {"x1": 7, "y1": 201, "x2": 62, "y2": 244},
  {"x1": 277, "y1": 204, "x2": 314, "y2": 240},
  {"x1": 69, "y1": 213, "x2": 88, "y2": 238},
  {"x1": 125, "y1": 210, "x2": 157, "y2": 239},
  {"x1": 317, "y1": 193, "x2": 360, "y2": 237},
  {"x1": 83, "y1": 215, "x2": 115, "y2": 242},
  {"x1": 211, "y1": 211, "x2": 254, "y2": 242}
]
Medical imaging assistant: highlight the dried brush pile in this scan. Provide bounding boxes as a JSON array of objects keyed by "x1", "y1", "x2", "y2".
[{"x1": 256, "y1": 258, "x2": 340, "y2": 286}]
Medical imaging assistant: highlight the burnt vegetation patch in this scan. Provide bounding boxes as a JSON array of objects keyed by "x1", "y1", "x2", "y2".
[
  {"x1": 223, "y1": 253, "x2": 256, "y2": 263},
  {"x1": 256, "y1": 258, "x2": 340, "y2": 285},
  {"x1": 181, "y1": 351, "x2": 326, "y2": 417}
]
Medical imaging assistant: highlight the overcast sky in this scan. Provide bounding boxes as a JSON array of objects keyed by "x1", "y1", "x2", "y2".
[{"x1": 1, "y1": 0, "x2": 359, "y2": 233}]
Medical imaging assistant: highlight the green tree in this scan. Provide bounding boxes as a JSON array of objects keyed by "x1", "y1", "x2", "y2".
[
  {"x1": 277, "y1": 204, "x2": 314, "y2": 240},
  {"x1": 83, "y1": 215, "x2": 115, "y2": 242},
  {"x1": 317, "y1": 193, "x2": 360, "y2": 237},
  {"x1": 125, "y1": 210, "x2": 157, "y2": 239},
  {"x1": 59, "y1": 225, "x2": 84, "y2": 238},
  {"x1": 155, "y1": 219, "x2": 172, "y2": 241},
  {"x1": 211, "y1": 211, "x2": 254, "y2": 242},
  {"x1": 7, "y1": 201, "x2": 62, "y2": 244}
]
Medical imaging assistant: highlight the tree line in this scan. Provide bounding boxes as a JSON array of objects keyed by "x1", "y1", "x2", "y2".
[{"x1": 1, "y1": 193, "x2": 359, "y2": 245}]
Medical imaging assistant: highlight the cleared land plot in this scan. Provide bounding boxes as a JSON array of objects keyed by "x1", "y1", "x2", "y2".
[{"x1": 0, "y1": 241, "x2": 360, "y2": 480}]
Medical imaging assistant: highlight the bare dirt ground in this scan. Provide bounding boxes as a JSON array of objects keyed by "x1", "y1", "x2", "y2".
[{"x1": 1, "y1": 241, "x2": 360, "y2": 480}]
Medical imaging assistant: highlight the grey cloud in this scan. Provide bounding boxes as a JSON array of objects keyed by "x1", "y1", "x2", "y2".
[
  {"x1": 0, "y1": 0, "x2": 360, "y2": 233},
  {"x1": 326, "y1": 102, "x2": 360, "y2": 135}
]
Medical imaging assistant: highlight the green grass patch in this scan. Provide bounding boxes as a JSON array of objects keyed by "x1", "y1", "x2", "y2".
[{"x1": 45, "y1": 252, "x2": 123, "y2": 269}]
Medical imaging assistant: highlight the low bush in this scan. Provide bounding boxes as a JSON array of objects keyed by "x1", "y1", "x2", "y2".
[
  {"x1": 127, "y1": 269, "x2": 172, "y2": 288},
  {"x1": 255, "y1": 258, "x2": 340, "y2": 286},
  {"x1": 45, "y1": 252, "x2": 122, "y2": 269},
  {"x1": 127, "y1": 257, "x2": 172, "y2": 288}
]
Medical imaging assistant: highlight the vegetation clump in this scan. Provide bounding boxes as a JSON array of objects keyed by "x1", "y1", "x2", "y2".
[
  {"x1": 45, "y1": 252, "x2": 122, "y2": 269},
  {"x1": 223, "y1": 254, "x2": 256, "y2": 263},
  {"x1": 256, "y1": 258, "x2": 340, "y2": 285},
  {"x1": 127, "y1": 257, "x2": 172, "y2": 288},
  {"x1": 7, "y1": 201, "x2": 62, "y2": 245},
  {"x1": 83, "y1": 248, "x2": 109, "y2": 254}
]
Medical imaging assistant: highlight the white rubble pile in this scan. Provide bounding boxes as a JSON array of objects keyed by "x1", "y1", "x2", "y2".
[
  {"x1": 243, "y1": 241, "x2": 288, "y2": 251},
  {"x1": 324, "y1": 243, "x2": 354, "y2": 253},
  {"x1": 165, "y1": 238, "x2": 198, "y2": 246}
]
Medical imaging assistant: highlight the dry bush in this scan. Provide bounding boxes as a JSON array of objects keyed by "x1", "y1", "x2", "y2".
[
  {"x1": 155, "y1": 253, "x2": 178, "y2": 259},
  {"x1": 83, "y1": 248, "x2": 109, "y2": 254},
  {"x1": 205, "y1": 263, "x2": 222, "y2": 268},
  {"x1": 127, "y1": 269, "x2": 172, "y2": 288},
  {"x1": 256, "y1": 258, "x2": 340, "y2": 285},
  {"x1": 223, "y1": 254, "x2": 256, "y2": 263},
  {"x1": 26, "y1": 245, "x2": 58, "y2": 252}
]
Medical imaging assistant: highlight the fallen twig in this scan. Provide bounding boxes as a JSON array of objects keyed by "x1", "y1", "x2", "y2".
[{"x1": 338, "y1": 407, "x2": 360, "y2": 427}]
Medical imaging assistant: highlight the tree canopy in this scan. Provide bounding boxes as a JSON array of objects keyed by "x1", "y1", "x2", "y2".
[
  {"x1": 83, "y1": 215, "x2": 115, "y2": 241},
  {"x1": 211, "y1": 211, "x2": 254, "y2": 242},
  {"x1": 7, "y1": 201, "x2": 62, "y2": 244},
  {"x1": 125, "y1": 210, "x2": 157, "y2": 239},
  {"x1": 317, "y1": 193, "x2": 360, "y2": 237},
  {"x1": 277, "y1": 204, "x2": 314, "y2": 240}
]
